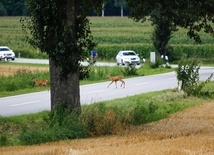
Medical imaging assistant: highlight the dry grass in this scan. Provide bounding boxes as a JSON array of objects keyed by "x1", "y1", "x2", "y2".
[
  {"x1": 1, "y1": 101, "x2": 214, "y2": 155},
  {"x1": 0, "y1": 64, "x2": 49, "y2": 76}
]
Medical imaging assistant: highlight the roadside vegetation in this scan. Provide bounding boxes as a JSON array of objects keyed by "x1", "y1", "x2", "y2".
[
  {"x1": 0, "y1": 61, "x2": 174, "y2": 97},
  {"x1": 0, "y1": 58, "x2": 214, "y2": 146},
  {"x1": 0, "y1": 17, "x2": 213, "y2": 63},
  {"x1": 0, "y1": 16, "x2": 213, "y2": 148},
  {"x1": 1, "y1": 83, "x2": 214, "y2": 146}
]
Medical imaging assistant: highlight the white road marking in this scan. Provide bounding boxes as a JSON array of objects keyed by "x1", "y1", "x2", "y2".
[
  {"x1": 85, "y1": 89, "x2": 105, "y2": 95},
  {"x1": 10, "y1": 101, "x2": 40, "y2": 107},
  {"x1": 168, "y1": 77, "x2": 176, "y2": 80},
  {"x1": 134, "y1": 82, "x2": 148, "y2": 86}
]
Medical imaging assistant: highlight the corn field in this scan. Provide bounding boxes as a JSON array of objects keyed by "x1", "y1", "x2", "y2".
[{"x1": 0, "y1": 16, "x2": 213, "y2": 62}]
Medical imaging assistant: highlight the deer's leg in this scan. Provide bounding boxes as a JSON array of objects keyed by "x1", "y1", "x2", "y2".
[
  {"x1": 120, "y1": 80, "x2": 125, "y2": 88},
  {"x1": 115, "y1": 81, "x2": 117, "y2": 88},
  {"x1": 107, "y1": 81, "x2": 114, "y2": 88}
]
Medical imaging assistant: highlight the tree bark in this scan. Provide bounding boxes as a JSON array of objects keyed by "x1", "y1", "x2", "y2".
[
  {"x1": 121, "y1": 5, "x2": 123, "y2": 17},
  {"x1": 50, "y1": 0, "x2": 81, "y2": 111},
  {"x1": 50, "y1": 59, "x2": 80, "y2": 111},
  {"x1": 102, "y1": 3, "x2": 105, "y2": 17}
]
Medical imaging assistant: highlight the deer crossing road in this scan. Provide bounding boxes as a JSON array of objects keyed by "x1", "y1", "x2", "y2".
[{"x1": 0, "y1": 67, "x2": 213, "y2": 116}]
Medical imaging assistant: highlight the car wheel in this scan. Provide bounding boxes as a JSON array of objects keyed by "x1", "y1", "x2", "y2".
[{"x1": 121, "y1": 59, "x2": 125, "y2": 66}]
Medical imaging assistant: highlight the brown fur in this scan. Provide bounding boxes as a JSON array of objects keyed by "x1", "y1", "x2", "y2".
[
  {"x1": 33, "y1": 78, "x2": 48, "y2": 87},
  {"x1": 106, "y1": 73, "x2": 125, "y2": 88}
]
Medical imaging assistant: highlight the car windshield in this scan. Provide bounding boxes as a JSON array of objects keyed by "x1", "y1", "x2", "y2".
[
  {"x1": 0, "y1": 48, "x2": 10, "y2": 51},
  {"x1": 122, "y1": 52, "x2": 136, "y2": 56}
]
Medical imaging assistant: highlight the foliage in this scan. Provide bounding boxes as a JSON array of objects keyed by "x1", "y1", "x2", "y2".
[
  {"x1": 0, "y1": 0, "x2": 28, "y2": 16},
  {"x1": 19, "y1": 103, "x2": 85, "y2": 145},
  {"x1": 126, "y1": 0, "x2": 214, "y2": 44},
  {"x1": 0, "y1": 69, "x2": 49, "y2": 92},
  {"x1": 79, "y1": 65, "x2": 91, "y2": 80},
  {"x1": 2, "y1": 88, "x2": 213, "y2": 146},
  {"x1": 21, "y1": 1, "x2": 98, "y2": 78},
  {"x1": 81, "y1": 103, "x2": 124, "y2": 136},
  {"x1": 151, "y1": 8, "x2": 177, "y2": 56},
  {"x1": 176, "y1": 58, "x2": 213, "y2": 96},
  {"x1": 0, "y1": 63, "x2": 175, "y2": 97},
  {"x1": 121, "y1": 64, "x2": 138, "y2": 76},
  {"x1": 1, "y1": 17, "x2": 214, "y2": 63}
]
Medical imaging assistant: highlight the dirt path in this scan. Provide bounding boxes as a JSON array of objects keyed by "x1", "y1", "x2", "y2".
[{"x1": 1, "y1": 101, "x2": 214, "y2": 155}]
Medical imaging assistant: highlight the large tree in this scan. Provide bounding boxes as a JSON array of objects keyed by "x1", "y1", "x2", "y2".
[
  {"x1": 126, "y1": 0, "x2": 214, "y2": 56},
  {"x1": 22, "y1": 0, "x2": 106, "y2": 112}
]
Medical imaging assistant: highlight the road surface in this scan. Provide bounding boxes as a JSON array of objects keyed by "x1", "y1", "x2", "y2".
[
  {"x1": 0, "y1": 67, "x2": 213, "y2": 117},
  {"x1": 0, "y1": 59, "x2": 213, "y2": 116}
]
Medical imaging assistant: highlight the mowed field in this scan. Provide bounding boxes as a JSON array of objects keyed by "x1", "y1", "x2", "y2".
[{"x1": 1, "y1": 101, "x2": 214, "y2": 155}]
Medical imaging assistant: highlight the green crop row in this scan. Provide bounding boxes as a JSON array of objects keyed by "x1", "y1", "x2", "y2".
[
  {"x1": 95, "y1": 43, "x2": 214, "y2": 62},
  {"x1": 0, "y1": 16, "x2": 213, "y2": 62}
]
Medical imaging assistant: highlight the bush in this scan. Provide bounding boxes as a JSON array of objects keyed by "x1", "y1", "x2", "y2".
[
  {"x1": 175, "y1": 58, "x2": 213, "y2": 96},
  {"x1": 19, "y1": 103, "x2": 86, "y2": 145},
  {"x1": 0, "y1": 69, "x2": 49, "y2": 92},
  {"x1": 81, "y1": 103, "x2": 124, "y2": 136},
  {"x1": 121, "y1": 64, "x2": 138, "y2": 76}
]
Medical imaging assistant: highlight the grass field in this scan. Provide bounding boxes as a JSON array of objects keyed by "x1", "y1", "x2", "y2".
[{"x1": 0, "y1": 16, "x2": 213, "y2": 61}]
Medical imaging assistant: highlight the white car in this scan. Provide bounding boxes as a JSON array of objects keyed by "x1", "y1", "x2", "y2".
[
  {"x1": 0, "y1": 46, "x2": 15, "y2": 61},
  {"x1": 116, "y1": 50, "x2": 140, "y2": 65}
]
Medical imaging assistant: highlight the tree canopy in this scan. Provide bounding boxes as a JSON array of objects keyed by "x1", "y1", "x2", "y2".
[{"x1": 127, "y1": 0, "x2": 214, "y2": 44}]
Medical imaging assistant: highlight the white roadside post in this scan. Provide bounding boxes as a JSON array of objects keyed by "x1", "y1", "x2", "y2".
[{"x1": 150, "y1": 52, "x2": 156, "y2": 63}]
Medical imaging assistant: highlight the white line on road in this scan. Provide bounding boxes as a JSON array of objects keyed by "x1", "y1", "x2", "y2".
[
  {"x1": 168, "y1": 77, "x2": 176, "y2": 80},
  {"x1": 10, "y1": 101, "x2": 41, "y2": 107},
  {"x1": 84, "y1": 89, "x2": 105, "y2": 95},
  {"x1": 134, "y1": 82, "x2": 148, "y2": 86}
]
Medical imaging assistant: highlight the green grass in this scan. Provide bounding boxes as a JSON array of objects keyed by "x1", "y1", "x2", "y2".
[
  {"x1": 1, "y1": 86, "x2": 213, "y2": 146},
  {"x1": 0, "y1": 16, "x2": 213, "y2": 61},
  {"x1": 0, "y1": 62, "x2": 174, "y2": 97}
]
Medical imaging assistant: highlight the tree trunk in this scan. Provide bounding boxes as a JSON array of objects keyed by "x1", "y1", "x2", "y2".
[
  {"x1": 121, "y1": 5, "x2": 123, "y2": 17},
  {"x1": 50, "y1": 59, "x2": 80, "y2": 111},
  {"x1": 102, "y1": 3, "x2": 105, "y2": 17},
  {"x1": 50, "y1": 0, "x2": 81, "y2": 111}
]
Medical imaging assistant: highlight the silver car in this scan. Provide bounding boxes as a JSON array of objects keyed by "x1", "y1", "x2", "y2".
[
  {"x1": 0, "y1": 46, "x2": 15, "y2": 61},
  {"x1": 116, "y1": 50, "x2": 140, "y2": 65}
]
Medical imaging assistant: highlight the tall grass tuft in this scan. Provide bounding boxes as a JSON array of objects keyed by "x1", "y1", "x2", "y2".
[{"x1": 0, "y1": 69, "x2": 49, "y2": 92}]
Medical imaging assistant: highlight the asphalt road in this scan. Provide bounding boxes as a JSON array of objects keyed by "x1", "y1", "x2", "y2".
[
  {"x1": 0, "y1": 59, "x2": 213, "y2": 117},
  {"x1": 12, "y1": 58, "x2": 117, "y2": 67}
]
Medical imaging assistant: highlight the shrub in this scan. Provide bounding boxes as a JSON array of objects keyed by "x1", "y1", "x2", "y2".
[
  {"x1": 121, "y1": 64, "x2": 138, "y2": 76},
  {"x1": 175, "y1": 58, "x2": 213, "y2": 96},
  {"x1": 0, "y1": 69, "x2": 49, "y2": 92},
  {"x1": 81, "y1": 103, "x2": 124, "y2": 136},
  {"x1": 19, "y1": 103, "x2": 86, "y2": 145}
]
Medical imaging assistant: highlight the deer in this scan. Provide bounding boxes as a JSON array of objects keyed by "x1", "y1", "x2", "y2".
[
  {"x1": 106, "y1": 73, "x2": 125, "y2": 89},
  {"x1": 33, "y1": 78, "x2": 48, "y2": 87}
]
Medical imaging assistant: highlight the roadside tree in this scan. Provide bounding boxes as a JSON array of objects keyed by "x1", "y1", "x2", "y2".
[
  {"x1": 126, "y1": 0, "x2": 214, "y2": 57},
  {"x1": 22, "y1": 0, "x2": 106, "y2": 112}
]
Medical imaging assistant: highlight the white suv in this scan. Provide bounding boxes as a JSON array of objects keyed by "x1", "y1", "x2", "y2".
[
  {"x1": 0, "y1": 46, "x2": 15, "y2": 61},
  {"x1": 116, "y1": 50, "x2": 140, "y2": 65}
]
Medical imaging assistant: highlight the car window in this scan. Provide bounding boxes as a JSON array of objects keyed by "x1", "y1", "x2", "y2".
[
  {"x1": 0, "y1": 48, "x2": 10, "y2": 51},
  {"x1": 123, "y1": 52, "x2": 136, "y2": 56}
]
